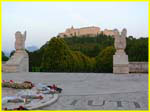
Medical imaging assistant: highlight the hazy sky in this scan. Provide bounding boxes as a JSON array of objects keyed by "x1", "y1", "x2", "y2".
[{"x1": 2, "y1": 2, "x2": 148, "y2": 53}]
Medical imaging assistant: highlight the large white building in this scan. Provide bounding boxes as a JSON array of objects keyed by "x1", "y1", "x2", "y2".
[{"x1": 58, "y1": 26, "x2": 115, "y2": 38}]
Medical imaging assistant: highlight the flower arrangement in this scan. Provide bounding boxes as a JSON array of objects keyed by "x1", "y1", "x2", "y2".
[
  {"x1": 2, "y1": 80, "x2": 34, "y2": 89},
  {"x1": 4, "y1": 106, "x2": 28, "y2": 110}
]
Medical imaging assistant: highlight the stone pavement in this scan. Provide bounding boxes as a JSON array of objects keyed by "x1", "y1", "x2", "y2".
[{"x1": 2, "y1": 73, "x2": 148, "y2": 110}]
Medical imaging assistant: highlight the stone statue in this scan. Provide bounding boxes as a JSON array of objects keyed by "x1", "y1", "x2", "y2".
[
  {"x1": 113, "y1": 28, "x2": 129, "y2": 74},
  {"x1": 15, "y1": 31, "x2": 26, "y2": 50},
  {"x1": 114, "y1": 28, "x2": 127, "y2": 55},
  {"x1": 2, "y1": 31, "x2": 29, "y2": 72}
]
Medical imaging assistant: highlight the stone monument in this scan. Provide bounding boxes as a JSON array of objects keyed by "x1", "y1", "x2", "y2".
[
  {"x1": 113, "y1": 28, "x2": 129, "y2": 74},
  {"x1": 2, "y1": 31, "x2": 29, "y2": 72}
]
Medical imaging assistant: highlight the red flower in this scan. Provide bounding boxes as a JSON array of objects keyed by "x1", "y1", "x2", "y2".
[
  {"x1": 4, "y1": 107, "x2": 7, "y2": 110},
  {"x1": 52, "y1": 84, "x2": 57, "y2": 90},
  {"x1": 2, "y1": 80, "x2": 6, "y2": 83},
  {"x1": 9, "y1": 80, "x2": 14, "y2": 83},
  {"x1": 19, "y1": 106, "x2": 24, "y2": 109}
]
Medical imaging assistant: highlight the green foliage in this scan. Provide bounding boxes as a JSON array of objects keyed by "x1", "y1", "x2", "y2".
[
  {"x1": 2, "y1": 51, "x2": 9, "y2": 61},
  {"x1": 126, "y1": 37, "x2": 148, "y2": 61},
  {"x1": 41, "y1": 37, "x2": 76, "y2": 72},
  {"x1": 40, "y1": 37, "x2": 95, "y2": 72},
  {"x1": 28, "y1": 34, "x2": 148, "y2": 73},
  {"x1": 29, "y1": 50, "x2": 44, "y2": 71},
  {"x1": 95, "y1": 46, "x2": 115, "y2": 73},
  {"x1": 72, "y1": 51, "x2": 95, "y2": 72},
  {"x1": 64, "y1": 35, "x2": 148, "y2": 62},
  {"x1": 64, "y1": 34, "x2": 114, "y2": 57}
]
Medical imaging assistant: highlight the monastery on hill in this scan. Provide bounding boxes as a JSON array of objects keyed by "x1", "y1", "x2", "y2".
[{"x1": 58, "y1": 26, "x2": 115, "y2": 38}]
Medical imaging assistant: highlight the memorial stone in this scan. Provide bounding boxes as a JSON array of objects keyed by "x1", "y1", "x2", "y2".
[
  {"x1": 2, "y1": 31, "x2": 29, "y2": 72},
  {"x1": 113, "y1": 28, "x2": 129, "y2": 74}
]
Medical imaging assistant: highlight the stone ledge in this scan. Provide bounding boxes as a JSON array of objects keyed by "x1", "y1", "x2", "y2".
[
  {"x1": 113, "y1": 64, "x2": 129, "y2": 67},
  {"x1": 113, "y1": 66, "x2": 129, "y2": 74},
  {"x1": 129, "y1": 62, "x2": 148, "y2": 73}
]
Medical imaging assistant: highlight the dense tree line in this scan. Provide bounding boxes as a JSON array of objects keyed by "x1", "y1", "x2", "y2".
[
  {"x1": 126, "y1": 36, "x2": 148, "y2": 61},
  {"x1": 64, "y1": 35, "x2": 148, "y2": 62},
  {"x1": 30, "y1": 37, "x2": 95, "y2": 72},
  {"x1": 64, "y1": 34, "x2": 114, "y2": 57},
  {"x1": 2, "y1": 51, "x2": 9, "y2": 61},
  {"x1": 4, "y1": 34, "x2": 148, "y2": 73},
  {"x1": 95, "y1": 46, "x2": 115, "y2": 73}
]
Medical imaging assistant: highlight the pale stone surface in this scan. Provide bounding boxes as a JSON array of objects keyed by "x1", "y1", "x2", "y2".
[
  {"x1": 113, "y1": 55, "x2": 129, "y2": 65},
  {"x1": 2, "y1": 31, "x2": 29, "y2": 72},
  {"x1": 2, "y1": 88, "x2": 58, "y2": 110},
  {"x1": 113, "y1": 28, "x2": 129, "y2": 74},
  {"x1": 15, "y1": 31, "x2": 26, "y2": 50},
  {"x1": 113, "y1": 65, "x2": 129, "y2": 74},
  {"x1": 2, "y1": 73, "x2": 148, "y2": 110},
  {"x1": 103, "y1": 29, "x2": 115, "y2": 36},
  {"x1": 129, "y1": 62, "x2": 148, "y2": 73}
]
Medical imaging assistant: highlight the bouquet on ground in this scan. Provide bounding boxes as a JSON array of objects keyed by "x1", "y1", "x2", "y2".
[
  {"x1": 4, "y1": 106, "x2": 28, "y2": 110},
  {"x1": 36, "y1": 83, "x2": 62, "y2": 94},
  {"x1": 2, "y1": 80, "x2": 34, "y2": 89}
]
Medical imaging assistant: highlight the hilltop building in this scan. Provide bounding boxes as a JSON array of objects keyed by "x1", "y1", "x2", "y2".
[
  {"x1": 58, "y1": 26, "x2": 115, "y2": 38},
  {"x1": 103, "y1": 29, "x2": 115, "y2": 36}
]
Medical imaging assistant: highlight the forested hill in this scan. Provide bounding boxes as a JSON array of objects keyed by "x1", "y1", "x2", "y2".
[
  {"x1": 63, "y1": 35, "x2": 148, "y2": 61},
  {"x1": 27, "y1": 34, "x2": 148, "y2": 72},
  {"x1": 63, "y1": 35, "x2": 114, "y2": 57}
]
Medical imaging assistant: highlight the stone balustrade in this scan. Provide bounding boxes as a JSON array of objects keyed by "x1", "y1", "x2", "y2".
[{"x1": 129, "y1": 62, "x2": 148, "y2": 73}]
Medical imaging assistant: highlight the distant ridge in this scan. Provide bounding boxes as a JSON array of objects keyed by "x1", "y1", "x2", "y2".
[
  {"x1": 3, "y1": 51, "x2": 10, "y2": 57},
  {"x1": 26, "y1": 46, "x2": 39, "y2": 52}
]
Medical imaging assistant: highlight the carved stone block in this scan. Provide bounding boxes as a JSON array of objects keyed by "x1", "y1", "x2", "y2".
[
  {"x1": 2, "y1": 50, "x2": 29, "y2": 73},
  {"x1": 113, "y1": 54, "x2": 129, "y2": 74}
]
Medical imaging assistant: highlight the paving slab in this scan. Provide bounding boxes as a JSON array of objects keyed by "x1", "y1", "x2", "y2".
[{"x1": 2, "y1": 73, "x2": 148, "y2": 110}]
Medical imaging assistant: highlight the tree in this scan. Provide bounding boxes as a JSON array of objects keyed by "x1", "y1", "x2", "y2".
[
  {"x1": 73, "y1": 51, "x2": 95, "y2": 72},
  {"x1": 29, "y1": 35, "x2": 148, "y2": 73},
  {"x1": 95, "y1": 46, "x2": 115, "y2": 73},
  {"x1": 63, "y1": 34, "x2": 114, "y2": 57},
  {"x1": 2, "y1": 51, "x2": 9, "y2": 61},
  {"x1": 126, "y1": 37, "x2": 148, "y2": 61},
  {"x1": 41, "y1": 37, "x2": 77, "y2": 72}
]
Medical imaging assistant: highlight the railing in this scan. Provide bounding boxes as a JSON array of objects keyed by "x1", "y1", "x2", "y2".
[{"x1": 129, "y1": 62, "x2": 148, "y2": 73}]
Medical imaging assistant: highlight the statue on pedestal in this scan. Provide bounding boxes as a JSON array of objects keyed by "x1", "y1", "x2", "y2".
[
  {"x1": 2, "y1": 31, "x2": 29, "y2": 73},
  {"x1": 113, "y1": 28, "x2": 129, "y2": 74}
]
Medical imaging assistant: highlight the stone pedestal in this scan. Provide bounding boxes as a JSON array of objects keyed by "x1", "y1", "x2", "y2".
[
  {"x1": 113, "y1": 54, "x2": 129, "y2": 74},
  {"x1": 2, "y1": 50, "x2": 29, "y2": 72}
]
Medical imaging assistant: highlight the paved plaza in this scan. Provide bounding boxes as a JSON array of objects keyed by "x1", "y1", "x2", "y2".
[{"x1": 2, "y1": 73, "x2": 148, "y2": 110}]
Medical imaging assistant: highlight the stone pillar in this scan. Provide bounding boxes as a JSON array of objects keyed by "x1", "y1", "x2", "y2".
[
  {"x1": 113, "y1": 28, "x2": 129, "y2": 74},
  {"x1": 2, "y1": 31, "x2": 29, "y2": 72}
]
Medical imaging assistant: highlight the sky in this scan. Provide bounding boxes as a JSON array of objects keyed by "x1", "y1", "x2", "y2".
[{"x1": 2, "y1": 2, "x2": 148, "y2": 53}]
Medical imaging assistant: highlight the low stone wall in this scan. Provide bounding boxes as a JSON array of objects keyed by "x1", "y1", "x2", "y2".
[
  {"x1": 129, "y1": 62, "x2": 148, "y2": 73},
  {"x1": 3, "y1": 61, "x2": 148, "y2": 73}
]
